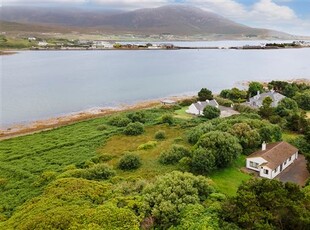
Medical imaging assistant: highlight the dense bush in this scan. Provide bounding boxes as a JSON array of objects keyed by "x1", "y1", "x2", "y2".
[
  {"x1": 108, "y1": 115, "x2": 131, "y2": 127},
  {"x1": 124, "y1": 122, "x2": 144, "y2": 136},
  {"x1": 223, "y1": 179, "x2": 310, "y2": 229},
  {"x1": 160, "y1": 114, "x2": 174, "y2": 125},
  {"x1": 198, "y1": 88, "x2": 213, "y2": 101},
  {"x1": 220, "y1": 88, "x2": 247, "y2": 102},
  {"x1": 127, "y1": 111, "x2": 146, "y2": 123},
  {"x1": 294, "y1": 90, "x2": 310, "y2": 110},
  {"x1": 179, "y1": 98, "x2": 197, "y2": 106},
  {"x1": 191, "y1": 148, "x2": 216, "y2": 174},
  {"x1": 187, "y1": 123, "x2": 215, "y2": 145},
  {"x1": 196, "y1": 131, "x2": 242, "y2": 168},
  {"x1": 144, "y1": 171, "x2": 215, "y2": 228},
  {"x1": 233, "y1": 104, "x2": 258, "y2": 114},
  {"x1": 214, "y1": 96, "x2": 233, "y2": 107},
  {"x1": 118, "y1": 153, "x2": 142, "y2": 170},
  {"x1": 138, "y1": 141, "x2": 157, "y2": 150},
  {"x1": 159, "y1": 145, "x2": 191, "y2": 165},
  {"x1": 154, "y1": 130, "x2": 166, "y2": 140},
  {"x1": 203, "y1": 105, "x2": 221, "y2": 119}
]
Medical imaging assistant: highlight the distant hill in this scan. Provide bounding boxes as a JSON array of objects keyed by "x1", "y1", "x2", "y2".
[{"x1": 0, "y1": 5, "x2": 294, "y2": 38}]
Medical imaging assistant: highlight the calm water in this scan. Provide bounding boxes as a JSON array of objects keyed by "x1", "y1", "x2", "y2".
[{"x1": 1, "y1": 43, "x2": 310, "y2": 127}]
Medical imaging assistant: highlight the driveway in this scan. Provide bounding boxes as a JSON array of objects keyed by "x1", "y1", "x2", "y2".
[
  {"x1": 219, "y1": 106, "x2": 240, "y2": 118},
  {"x1": 276, "y1": 154, "x2": 309, "y2": 186}
]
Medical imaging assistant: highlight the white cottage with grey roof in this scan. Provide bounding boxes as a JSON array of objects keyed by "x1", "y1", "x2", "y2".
[
  {"x1": 186, "y1": 99, "x2": 219, "y2": 116},
  {"x1": 248, "y1": 90, "x2": 285, "y2": 108}
]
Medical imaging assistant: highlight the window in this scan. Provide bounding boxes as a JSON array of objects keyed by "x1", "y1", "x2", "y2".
[
  {"x1": 264, "y1": 169, "x2": 269, "y2": 174},
  {"x1": 250, "y1": 161, "x2": 258, "y2": 168},
  {"x1": 289, "y1": 156, "x2": 292, "y2": 161},
  {"x1": 274, "y1": 167, "x2": 277, "y2": 173}
]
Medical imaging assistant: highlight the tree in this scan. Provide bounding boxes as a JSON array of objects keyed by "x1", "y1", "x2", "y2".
[
  {"x1": 196, "y1": 131, "x2": 242, "y2": 168},
  {"x1": 118, "y1": 153, "x2": 141, "y2": 170},
  {"x1": 144, "y1": 171, "x2": 215, "y2": 228},
  {"x1": 198, "y1": 88, "x2": 213, "y2": 101},
  {"x1": 229, "y1": 123, "x2": 261, "y2": 154},
  {"x1": 258, "y1": 96, "x2": 274, "y2": 119},
  {"x1": 294, "y1": 90, "x2": 310, "y2": 110},
  {"x1": 203, "y1": 105, "x2": 221, "y2": 119},
  {"x1": 124, "y1": 122, "x2": 144, "y2": 135},
  {"x1": 191, "y1": 148, "x2": 216, "y2": 174},
  {"x1": 159, "y1": 145, "x2": 191, "y2": 165},
  {"x1": 275, "y1": 97, "x2": 299, "y2": 117},
  {"x1": 248, "y1": 82, "x2": 264, "y2": 98},
  {"x1": 222, "y1": 179, "x2": 310, "y2": 229}
]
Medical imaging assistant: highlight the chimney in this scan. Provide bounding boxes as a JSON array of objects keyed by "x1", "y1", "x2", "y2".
[{"x1": 262, "y1": 141, "x2": 266, "y2": 151}]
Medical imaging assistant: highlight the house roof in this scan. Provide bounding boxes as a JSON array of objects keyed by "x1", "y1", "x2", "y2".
[
  {"x1": 247, "y1": 142, "x2": 298, "y2": 170},
  {"x1": 193, "y1": 99, "x2": 218, "y2": 111},
  {"x1": 250, "y1": 91, "x2": 286, "y2": 103}
]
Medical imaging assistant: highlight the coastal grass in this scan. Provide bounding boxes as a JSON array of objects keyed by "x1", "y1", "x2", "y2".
[
  {"x1": 97, "y1": 124, "x2": 188, "y2": 180},
  {"x1": 0, "y1": 107, "x2": 174, "y2": 217},
  {"x1": 210, "y1": 155, "x2": 252, "y2": 196},
  {"x1": 174, "y1": 106, "x2": 193, "y2": 119}
]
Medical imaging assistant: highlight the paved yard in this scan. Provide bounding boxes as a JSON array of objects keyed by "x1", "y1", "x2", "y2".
[
  {"x1": 276, "y1": 154, "x2": 309, "y2": 186},
  {"x1": 219, "y1": 106, "x2": 240, "y2": 118}
]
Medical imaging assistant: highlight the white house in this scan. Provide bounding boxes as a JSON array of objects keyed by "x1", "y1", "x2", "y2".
[
  {"x1": 186, "y1": 99, "x2": 219, "y2": 116},
  {"x1": 246, "y1": 141, "x2": 298, "y2": 179},
  {"x1": 248, "y1": 90, "x2": 286, "y2": 108},
  {"x1": 38, "y1": 41, "x2": 48, "y2": 46}
]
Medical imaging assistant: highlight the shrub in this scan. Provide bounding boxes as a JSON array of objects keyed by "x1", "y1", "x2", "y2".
[
  {"x1": 160, "y1": 114, "x2": 174, "y2": 125},
  {"x1": 91, "y1": 154, "x2": 114, "y2": 163},
  {"x1": 203, "y1": 105, "x2": 221, "y2": 119},
  {"x1": 97, "y1": 124, "x2": 108, "y2": 131},
  {"x1": 179, "y1": 98, "x2": 197, "y2": 106},
  {"x1": 127, "y1": 111, "x2": 146, "y2": 123},
  {"x1": 233, "y1": 104, "x2": 258, "y2": 114},
  {"x1": 143, "y1": 171, "x2": 215, "y2": 227},
  {"x1": 214, "y1": 96, "x2": 233, "y2": 107},
  {"x1": 108, "y1": 115, "x2": 131, "y2": 127},
  {"x1": 86, "y1": 164, "x2": 116, "y2": 180},
  {"x1": 118, "y1": 153, "x2": 142, "y2": 170},
  {"x1": 159, "y1": 145, "x2": 191, "y2": 165},
  {"x1": 191, "y1": 148, "x2": 216, "y2": 174},
  {"x1": 138, "y1": 141, "x2": 157, "y2": 150},
  {"x1": 155, "y1": 130, "x2": 166, "y2": 140},
  {"x1": 124, "y1": 122, "x2": 144, "y2": 136}
]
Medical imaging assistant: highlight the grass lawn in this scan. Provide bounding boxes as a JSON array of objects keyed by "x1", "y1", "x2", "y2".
[
  {"x1": 98, "y1": 124, "x2": 188, "y2": 180},
  {"x1": 174, "y1": 106, "x2": 193, "y2": 119},
  {"x1": 210, "y1": 155, "x2": 252, "y2": 197}
]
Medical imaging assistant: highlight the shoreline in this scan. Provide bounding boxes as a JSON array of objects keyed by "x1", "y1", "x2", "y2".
[{"x1": 0, "y1": 96, "x2": 192, "y2": 141}]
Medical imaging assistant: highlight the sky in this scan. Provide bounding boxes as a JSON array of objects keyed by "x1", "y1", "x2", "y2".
[{"x1": 2, "y1": 0, "x2": 310, "y2": 36}]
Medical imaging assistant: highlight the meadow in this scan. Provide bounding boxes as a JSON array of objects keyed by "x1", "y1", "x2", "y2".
[{"x1": 0, "y1": 105, "x2": 253, "y2": 223}]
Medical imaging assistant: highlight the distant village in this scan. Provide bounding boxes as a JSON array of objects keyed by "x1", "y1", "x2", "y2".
[{"x1": 25, "y1": 37, "x2": 310, "y2": 51}]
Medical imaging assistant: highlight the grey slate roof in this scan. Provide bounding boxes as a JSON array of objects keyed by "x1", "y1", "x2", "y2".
[
  {"x1": 193, "y1": 99, "x2": 218, "y2": 111},
  {"x1": 249, "y1": 91, "x2": 286, "y2": 108}
]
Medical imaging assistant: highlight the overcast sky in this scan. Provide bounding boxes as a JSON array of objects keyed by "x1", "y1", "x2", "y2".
[{"x1": 2, "y1": 0, "x2": 310, "y2": 36}]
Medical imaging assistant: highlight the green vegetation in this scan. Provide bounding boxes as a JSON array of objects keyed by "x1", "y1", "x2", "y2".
[
  {"x1": 203, "y1": 105, "x2": 221, "y2": 119},
  {"x1": 118, "y1": 153, "x2": 142, "y2": 170},
  {"x1": 198, "y1": 88, "x2": 213, "y2": 101},
  {"x1": 0, "y1": 81, "x2": 309, "y2": 229}
]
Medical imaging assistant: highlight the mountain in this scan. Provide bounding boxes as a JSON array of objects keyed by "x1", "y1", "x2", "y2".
[{"x1": 0, "y1": 5, "x2": 292, "y2": 38}]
